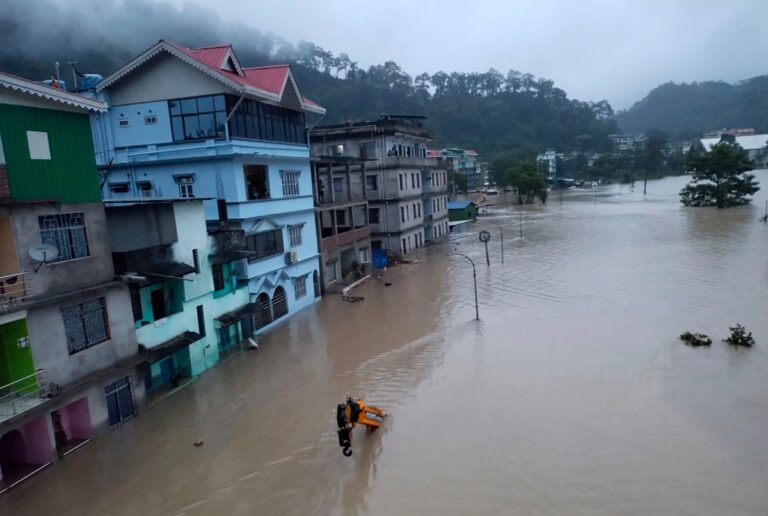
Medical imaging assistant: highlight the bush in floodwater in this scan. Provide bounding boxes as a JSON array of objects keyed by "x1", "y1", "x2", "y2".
[
  {"x1": 723, "y1": 324, "x2": 755, "y2": 348},
  {"x1": 680, "y1": 331, "x2": 712, "y2": 347}
]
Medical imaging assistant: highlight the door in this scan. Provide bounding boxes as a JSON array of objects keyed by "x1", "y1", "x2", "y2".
[{"x1": 150, "y1": 289, "x2": 166, "y2": 320}]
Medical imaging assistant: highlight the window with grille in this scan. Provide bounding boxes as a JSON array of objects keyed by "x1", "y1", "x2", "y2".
[
  {"x1": 288, "y1": 225, "x2": 302, "y2": 247},
  {"x1": 294, "y1": 277, "x2": 306, "y2": 299},
  {"x1": 272, "y1": 286, "x2": 288, "y2": 319},
  {"x1": 369, "y1": 208, "x2": 380, "y2": 223},
  {"x1": 245, "y1": 229, "x2": 284, "y2": 261},
  {"x1": 39, "y1": 212, "x2": 89, "y2": 262},
  {"x1": 62, "y1": 297, "x2": 109, "y2": 354},
  {"x1": 281, "y1": 171, "x2": 300, "y2": 196}
]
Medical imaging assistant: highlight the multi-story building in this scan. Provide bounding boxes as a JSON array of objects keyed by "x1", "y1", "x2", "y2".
[
  {"x1": 311, "y1": 157, "x2": 371, "y2": 292},
  {"x1": 104, "y1": 199, "x2": 252, "y2": 397},
  {"x1": 0, "y1": 72, "x2": 143, "y2": 490},
  {"x1": 537, "y1": 149, "x2": 558, "y2": 179},
  {"x1": 90, "y1": 40, "x2": 325, "y2": 334},
  {"x1": 311, "y1": 115, "x2": 449, "y2": 255},
  {"x1": 430, "y1": 148, "x2": 480, "y2": 192}
]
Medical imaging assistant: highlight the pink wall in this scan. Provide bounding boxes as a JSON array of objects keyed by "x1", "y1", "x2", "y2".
[
  {"x1": 21, "y1": 416, "x2": 53, "y2": 464},
  {"x1": 59, "y1": 397, "x2": 93, "y2": 441}
]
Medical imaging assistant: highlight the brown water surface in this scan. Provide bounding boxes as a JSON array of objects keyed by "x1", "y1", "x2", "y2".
[{"x1": 2, "y1": 173, "x2": 768, "y2": 516}]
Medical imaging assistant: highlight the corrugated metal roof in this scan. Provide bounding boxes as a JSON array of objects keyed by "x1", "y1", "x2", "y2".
[
  {"x1": 700, "y1": 134, "x2": 768, "y2": 151},
  {"x1": 0, "y1": 71, "x2": 107, "y2": 112},
  {"x1": 448, "y1": 201, "x2": 475, "y2": 209}
]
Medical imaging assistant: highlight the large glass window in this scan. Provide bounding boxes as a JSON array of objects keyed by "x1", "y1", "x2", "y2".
[
  {"x1": 169, "y1": 95, "x2": 226, "y2": 141},
  {"x1": 228, "y1": 96, "x2": 306, "y2": 144},
  {"x1": 246, "y1": 229, "x2": 284, "y2": 261}
]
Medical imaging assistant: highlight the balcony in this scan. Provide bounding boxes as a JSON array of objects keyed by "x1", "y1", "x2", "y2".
[
  {"x1": 320, "y1": 226, "x2": 370, "y2": 252},
  {"x1": 0, "y1": 370, "x2": 49, "y2": 424},
  {"x1": 0, "y1": 272, "x2": 33, "y2": 315},
  {"x1": 135, "y1": 310, "x2": 190, "y2": 349},
  {"x1": 378, "y1": 157, "x2": 444, "y2": 170}
]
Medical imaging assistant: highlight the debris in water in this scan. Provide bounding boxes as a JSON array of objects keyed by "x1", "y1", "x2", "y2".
[
  {"x1": 724, "y1": 324, "x2": 755, "y2": 348},
  {"x1": 384, "y1": 282, "x2": 392, "y2": 287},
  {"x1": 193, "y1": 440, "x2": 204, "y2": 447},
  {"x1": 680, "y1": 331, "x2": 712, "y2": 347},
  {"x1": 342, "y1": 295, "x2": 364, "y2": 303}
]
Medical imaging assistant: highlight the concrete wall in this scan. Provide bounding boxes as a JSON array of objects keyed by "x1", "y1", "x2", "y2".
[
  {"x1": 105, "y1": 203, "x2": 178, "y2": 253},
  {"x1": 109, "y1": 100, "x2": 173, "y2": 148},
  {"x1": 10, "y1": 202, "x2": 115, "y2": 298},
  {"x1": 27, "y1": 285, "x2": 137, "y2": 388},
  {"x1": 107, "y1": 53, "x2": 236, "y2": 106}
]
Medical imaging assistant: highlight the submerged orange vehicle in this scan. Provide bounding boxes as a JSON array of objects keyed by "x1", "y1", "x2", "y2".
[{"x1": 336, "y1": 398, "x2": 386, "y2": 457}]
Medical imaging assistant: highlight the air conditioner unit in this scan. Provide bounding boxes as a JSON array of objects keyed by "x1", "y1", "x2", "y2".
[{"x1": 285, "y1": 250, "x2": 298, "y2": 264}]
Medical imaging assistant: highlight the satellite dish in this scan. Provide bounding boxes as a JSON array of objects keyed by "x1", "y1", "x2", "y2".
[{"x1": 29, "y1": 244, "x2": 59, "y2": 272}]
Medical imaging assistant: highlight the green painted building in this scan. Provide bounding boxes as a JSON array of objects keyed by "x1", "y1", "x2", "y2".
[{"x1": 448, "y1": 201, "x2": 477, "y2": 221}]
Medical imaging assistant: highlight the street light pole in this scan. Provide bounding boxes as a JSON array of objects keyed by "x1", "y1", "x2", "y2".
[
  {"x1": 498, "y1": 224, "x2": 504, "y2": 264},
  {"x1": 449, "y1": 252, "x2": 479, "y2": 320}
]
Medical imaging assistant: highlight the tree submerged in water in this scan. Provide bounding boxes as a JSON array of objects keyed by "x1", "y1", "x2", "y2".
[
  {"x1": 723, "y1": 324, "x2": 755, "y2": 348},
  {"x1": 680, "y1": 331, "x2": 712, "y2": 347},
  {"x1": 680, "y1": 139, "x2": 759, "y2": 208}
]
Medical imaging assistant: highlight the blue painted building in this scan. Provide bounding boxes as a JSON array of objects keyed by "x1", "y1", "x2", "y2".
[{"x1": 89, "y1": 41, "x2": 325, "y2": 334}]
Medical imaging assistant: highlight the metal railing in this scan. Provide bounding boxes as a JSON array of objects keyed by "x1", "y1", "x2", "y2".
[
  {"x1": 0, "y1": 369, "x2": 49, "y2": 420},
  {"x1": 0, "y1": 271, "x2": 34, "y2": 312}
]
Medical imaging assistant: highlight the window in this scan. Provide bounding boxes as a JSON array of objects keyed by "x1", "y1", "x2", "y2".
[
  {"x1": 109, "y1": 183, "x2": 129, "y2": 194},
  {"x1": 412, "y1": 204, "x2": 417, "y2": 218},
  {"x1": 402, "y1": 238, "x2": 407, "y2": 253},
  {"x1": 105, "y1": 377, "x2": 134, "y2": 426},
  {"x1": 39, "y1": 212, "x2": 89, "y2": 262},
  {"x1": 359, "y1": 247, "x2": 369, "y2": 264},
  {"x1": 144, "y1": 115, "x2": 158, "y2": 125},
  {"x1": 361, "y1": 142, "x2": 376, "y2": 159},
  {"x1": 137, "y1": 181, "x2": 153, "y2": 197},
  {"x1": 288, "y1": 225, "x2": 302, "y2": 247},
  {"x1": 175, "y1": 175, "x2": 194, "y2": 198},
  {"x1": 398, "y1": 144, "x2": 403, "y2": 156},
  {"x1": 212, "y1": 264, "x2": 225, "y2": 291},
  {"x1": 411, "y1": 173, "x2": 416, "y2": 189},
  {"x1": 272, "y1": 286, "x2": 288, "y2": 319},
  {"x1": 117, "y1": 119, "x2": 130, "y2": 128},
  {"x1": 332, "y1": 177, "x2": 345, "y2": 195},
  {"x1": 281, "y1": 171, "x2": 300, "y2": 196},
  {"x1": 366, "y1": 175, "x2": 378, "y2": 191},
  {"x1": 400, "y1": 206, "x2": 405, "y2": 223},
  {"x1": 418, "y1": 204, "x2": 421, "y2": 217},
  {"x1": 294, "y1": 277, "x2": 307, "y2": 299},
  {"x1": 197, "y1": 305, "x2": 206, "y2": 336},
  {"x1": 244, "y1": 165, "x2": 269, "y2": 200},
  {"x1": 327, "y1": 260, "x2": 338, "y2": 281},
  {"x1": 227, "y1": 96, "x2": 307, "y2": 144},
  {"x1": 335, "y1": 209, "x2": 347, "y2": 226},
  {"x1": 369, "y1": 208, "x2": 380, "y2": 223},
  {"x1": 62, "y1": 297, "x2": 109, "y2": 354},
  {"x1": 245, "y1": 229, "x2": 284, "y2": 261},
  {"x1": 27, "y1": 131, "x2": 51, "y2": 160},
  {"x1": 169, "y1": 94, "x2": 226, "y2": 141},
  {"x1": 333, "y1": 144, "x2": 345, "y2": 156},
  {"x1": 399, "y1": 174, "x2": 404, "y2": 191}
]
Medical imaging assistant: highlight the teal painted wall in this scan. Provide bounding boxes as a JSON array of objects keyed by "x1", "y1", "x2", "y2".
[
  {"x1": 0, "y1": 103, "x2": 101, "y2": 203},
  {"x1": 0, "y1": 319, "x2": 36, "y2": 391},
  {"x1": 212, "y1": 262, "x2": 238, "y2": 298},
  {"x1": 135, "y1": 280, "x2": 185, "y2": 328}
]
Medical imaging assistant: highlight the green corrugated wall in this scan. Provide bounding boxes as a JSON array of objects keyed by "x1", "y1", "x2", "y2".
[
  {"x1": 0, "y1": 318, "x2": 36, "y2": 390},
  {"x1": 0, "y1": 103, "x2": 101, "y2": 203}
]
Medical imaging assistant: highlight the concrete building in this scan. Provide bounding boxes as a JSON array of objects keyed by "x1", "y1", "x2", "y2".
[
  {"x1": 537, "y1": 149, "x2": 558, "y2": 180},
  {"x1": 0, "y1": 72, "x2": 143, "y2": 491},
  {"x1": 90, "y1": 40, "x2": 325, "y2": 334},
  {"x1": 104, "y1": 199, "x2": 252, "y2": 395},
  {"x1": 311, "y1": 115, "x2": 450, "y2": 255},
  {"x1": 699, "y1": 134, "x2": 768, "y2": 167},
  {"x1": 430, "y1": 148, "x2": 480, "y2": 192},
  {"x1": 311, "y1": 157, "x2": 371, "y2": 292}
]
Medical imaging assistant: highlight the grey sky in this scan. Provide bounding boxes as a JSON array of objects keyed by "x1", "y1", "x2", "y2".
[{"x1": 160, "y1": 0, "x2": 765, "y2": 109}]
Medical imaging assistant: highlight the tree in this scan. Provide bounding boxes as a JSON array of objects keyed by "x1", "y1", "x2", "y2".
[
  {"x1": 448, "y1": 170, "x2": 468, "y2": 193},
  {"x1": 505, "y1": 160, "x2": 548, "y2": 204},
  {"x1": 680, "y1": 140, "x2": 759, "y2": 208}
]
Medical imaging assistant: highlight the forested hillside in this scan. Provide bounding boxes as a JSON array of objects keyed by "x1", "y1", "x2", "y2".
[{"x1": 614, "y1": 76, "x2": 768, "y2": 138}]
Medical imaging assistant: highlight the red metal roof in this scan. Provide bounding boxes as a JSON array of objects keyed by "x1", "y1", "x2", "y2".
[
  {"x1": 427, "y1": 149, "x2": 442, "y2": 158},
  {"x1": 242, "y1": 65, "x2": 289, "y2": 95}
]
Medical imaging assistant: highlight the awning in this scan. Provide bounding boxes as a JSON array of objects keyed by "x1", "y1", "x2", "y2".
[
  {"x1": 139, "y1": 262, "x2": 197, "y2": 284},
  {"x1": 140, "y1": 331, "x2": 202, "y2": 363},
  {"x1": 209, "y1": 250, "x2": 256, "y2": 265},
  {"x1": 216, "y1": 304, "x2": 255, "y2": 326}
]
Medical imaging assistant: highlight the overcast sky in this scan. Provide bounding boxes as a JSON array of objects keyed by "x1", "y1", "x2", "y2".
[{"x1": 170, "y1": 0, "x2": 765, "y2": 109}]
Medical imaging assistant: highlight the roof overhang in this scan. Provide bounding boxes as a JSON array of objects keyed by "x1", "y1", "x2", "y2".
[{"x1": 0, "y1": 71, "x2": 107, "y2": 112}]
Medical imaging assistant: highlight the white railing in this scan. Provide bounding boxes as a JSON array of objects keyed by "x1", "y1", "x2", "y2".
[
  {"x1": 0, "y1": 271, "x2": 34, "y2": 312},
  {"x1": 0, "y1": 369, "x2": 49, "y2": 420}
]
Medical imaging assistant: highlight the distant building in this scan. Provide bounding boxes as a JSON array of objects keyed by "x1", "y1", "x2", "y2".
[
  {"x1": 537, "y1": 149, "x2": 558, "y2": 179},
  {"x1": 90, "y1": 40, "x2": 324, "y2": 335},
  {"x1": 699, "y1": 134, "x2": 768, "y2": 167},
  {"x1": 430, "y1": 148, "x2": 480, "y2": 191},
  {"x1": 311, "y1": 115, "x2": 450, "y2": 256},
  {"x1": 448, "y1": 201, "x2": 477, "y2": 222},
  {"x1": 609, "y1": 134, "x2": 647, "y2": 153},
  {"x1": 0, "y1": 71, "x2": 143, "y2": 489},
  {"x1": 702, "y1": 128, "x2": 755, "y2": 139}
]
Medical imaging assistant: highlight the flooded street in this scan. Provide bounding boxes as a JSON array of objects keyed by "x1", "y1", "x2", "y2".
[{"x1": 3, "y1": 173, "x2": 768, "y2": 516}]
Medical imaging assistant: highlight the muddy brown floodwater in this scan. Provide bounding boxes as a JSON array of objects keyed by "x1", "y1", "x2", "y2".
[{"x1": 3, "y1": 173, "x2": 768, "y2": 516}]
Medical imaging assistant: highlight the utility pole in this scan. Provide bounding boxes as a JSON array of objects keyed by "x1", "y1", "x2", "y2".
[
  {"x1": 479, "y1": 230, "x2": 491, "y2": 266},
  {"x1": 498, "y1": 224, "x2": 504, "y2": 264},
  {"x1": 519, "y1": 212, "x2": 523, "y2": 238},
  {"x1": 449, "y1": 253, "x2": 479, "y2": 320}
]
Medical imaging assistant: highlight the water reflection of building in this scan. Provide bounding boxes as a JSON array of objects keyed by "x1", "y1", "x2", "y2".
[
  {"x1": 311, "y1": 157, "x2": 371, "y2": 293},
  {"x1": 91, "y1": 40, "x2": 325, "y2": 335},
  {"x1": 311, "y1": 115, "x2": 450, "y2": 256},
  {"x1": 0, "y1": 72, "x2": 144, "y2": 491}
]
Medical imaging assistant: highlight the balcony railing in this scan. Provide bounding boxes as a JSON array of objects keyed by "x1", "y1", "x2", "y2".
[
  {"x1": 0, "y1": 369, "x2": 49, "y2": 422},
  {"x1": 0, "y1": 271, "x2": 33, "y2": 314}
]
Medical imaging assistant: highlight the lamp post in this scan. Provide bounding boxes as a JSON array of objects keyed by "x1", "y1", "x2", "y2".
[
  {"x1": 497, "y1": 224, "x2": 504, "y2": 264},
  {"x1": 479, "y1": 230, "x2": 491, "y2": 266},
  {"x1": 449, "y1": 252, "x2": 479, "y2": 320}
]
